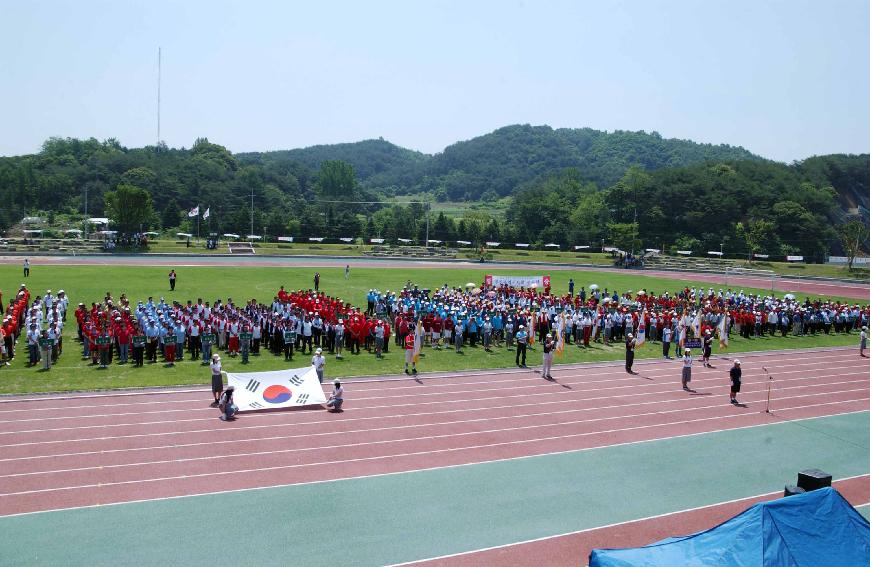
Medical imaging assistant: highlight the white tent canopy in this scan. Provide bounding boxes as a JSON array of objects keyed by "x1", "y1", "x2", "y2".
[
  {"x1": 23, "y1": 229, "x2": 43, "y2": 234},
  {"x1": 427, "y1": 239, "x2": 442, "y2": 244},
  {"x1": 308, "y1": 237, "x2": 324, "y2": 242},
  {"x1": 144, "y1": 231, "x2": 159, "y2": 236},
  {"x1": 370, "y1": 238, "x2": 385, "y2": 244},
  {"x1": 485, "y1": 241, "x2": 501, "y2": 247},
  {"x1": 222, "y1": 233, "x2": 240, "y2": 239},
  {"x1": 177, "y1": 232, "x2": 193, "y2": 238},
  {"x1": 786, "y1": 255, "x2": 804, "y2": 262},
  {"x1": 277, "y1": 236, "x2": 293, "y2": 242},
  {"x1": 603, "y1": 246, "x2": 618, "y2": 252},
  {"x1": 545, "y1": 243, "x2": 560, "y2": 248},
  {"x1": 88, "y1": 217, "x2": 109, "y2": 225},
  {"x1": 645, "y1": 248, "x2": 661, "y2": 253},
  {"x1": 247, "y1": 235, "x2": 262, "y2": 240},
  {"x1": 574, "y1": 245, "x2": 590, "y2": 250},
  {"x1": 456, "y1": 240, "x2": 472, "y2": 246},
  {"x1": 708, "y1": 251, "x2": 724, "y2": 256},
  {"x1": 753, "y1": 253, "x2": 770, "y2": 259},
  {"x1": 397, "y1": 238, "x2": 412, "y2": 243},
  {"x1": 340, "y1": 237, "x2": 355, "y2": 243},
  {"x1": 676, "y1": 250, "x2": 692, "y2": 255},
  {"x1": 515, "y1": 243, "x2": 530, "y2": 248}
]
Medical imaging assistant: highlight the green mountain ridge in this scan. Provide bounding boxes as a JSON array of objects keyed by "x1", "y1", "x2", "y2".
[{"x1": 237, "y1": 124, "x2": 765, "y2": 200}]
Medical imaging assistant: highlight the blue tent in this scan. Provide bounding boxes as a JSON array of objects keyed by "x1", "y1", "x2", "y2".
[{"x1": 589, "y1": 488, "x2": 870, "y2": 566}]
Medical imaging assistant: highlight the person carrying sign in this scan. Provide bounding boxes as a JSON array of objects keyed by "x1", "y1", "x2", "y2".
[
  {"x1": 40, "y1": 331, "x2": 53, "y2": 370},
  {"x1": 625, "y1": 333, "x2": 637, "y2": 374}
]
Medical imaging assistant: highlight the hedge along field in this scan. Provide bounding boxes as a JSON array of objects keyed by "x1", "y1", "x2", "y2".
[{"x1": 0, "y1": 264, "x2": 863, "y2": 395}]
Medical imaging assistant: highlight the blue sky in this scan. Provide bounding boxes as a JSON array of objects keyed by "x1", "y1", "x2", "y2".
[{"x1": 1, "y1": 0, "x2": 867, "y2": 162}]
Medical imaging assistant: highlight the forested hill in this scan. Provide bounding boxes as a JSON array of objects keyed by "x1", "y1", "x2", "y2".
[
  {"x1": 237, "y1": 124, "x2": 763, "y2": 200},
  {"x1": 398, "y1": 125, "x2": 763, "y2": 200},
  {"x1": 237, "y1": 138, "x2": 427, "y2": 185}
]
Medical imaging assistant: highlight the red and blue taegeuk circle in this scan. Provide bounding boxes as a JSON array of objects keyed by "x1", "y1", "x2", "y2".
[{"x1": 262, "y1": 384, "x2": 293, "y2": 404}]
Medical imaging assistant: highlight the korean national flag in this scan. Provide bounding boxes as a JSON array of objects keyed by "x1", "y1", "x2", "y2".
[{"x1": 226, "y1": 366, "x2": 328, "y2": 412}]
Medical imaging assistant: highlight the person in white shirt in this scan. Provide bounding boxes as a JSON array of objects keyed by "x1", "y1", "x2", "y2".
[
  {"x1": 312, "y1": 348, "x2": 325, "y2": 383},
  {"x1": 326, "y1": 379, "x2": 344, "y2": 412},
  {"x1": 209, "y1": 354, "x2": 223, "y2": 407},
  {"x1": 861, "y1": 326, "x2": 867, "y2": 357},
  {"x1": 682, "y1": 348, "x2": 693, "y2": 391}
]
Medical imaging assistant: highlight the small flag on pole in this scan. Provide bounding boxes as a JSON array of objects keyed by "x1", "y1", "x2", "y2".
[
  {"x1": 718, "y1": 313, "x2": 729, "y2": 349},
  {"x1": 202, "y1": 207, "x2": 210, "y2": 219},
  {"x1": 188, "y1": 205, "x2": 200, "y2": 218},
  {"x1": 636, "y1": 312, "x2": 646, "y2": 347}
]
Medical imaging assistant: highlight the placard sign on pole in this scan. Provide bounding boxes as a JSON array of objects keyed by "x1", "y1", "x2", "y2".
[
  {"x1": 201, "y1": 333, "x2": 216, "y2": 345},
  {"x1": 283, "y1": 331, "x2": 296, "y2": 343},
  {"x1": 39, "y1": 338, "x2": 55, "y2": 348},
  {"x1": 484, "y1": 275, "x2": 551, "y2": 288},
  {"x1": 163, "y1": 335, "x2": 177, "y2": 345},
  {"x1": 132, "y1": 335, "x2": 147, "y2": 347},
  {"x1": 240, "y1": 332, "x2": 253, "y2": 341},
  {"x1": 96, "y1": 336, "x2": 112, "y2": 346}
]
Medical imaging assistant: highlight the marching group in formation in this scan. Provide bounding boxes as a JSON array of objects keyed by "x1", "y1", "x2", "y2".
[{"x1": 4, "y1": 274, "x2": 870, "y2": 406}]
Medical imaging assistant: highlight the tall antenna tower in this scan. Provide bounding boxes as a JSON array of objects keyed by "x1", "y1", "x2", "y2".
[{"x1": 157, "y1": 47, "x2": 161, "y2": 148}]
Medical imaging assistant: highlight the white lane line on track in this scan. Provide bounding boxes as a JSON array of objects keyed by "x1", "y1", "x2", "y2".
[
  {"x1": 1, "y1": 368, "x2": 867, "y2": 447},
  {"x1": 2, "y1": 361, "x2": 867, "y2": 437},
  {"x1": 387, "y1": 474, "x2": 870, "y2": 566},
  {"x1": 2, "y1": 354, "x2": 860, "y2": 423},
  {"x1": 0, "y1": 350, "x2": 857, "y2": 415},
  {"x1": 0, "y1": 403, "x2": 866, "y2": 499},
  {"x1": 1, "y1": 412, "x2": 866, "y2": 519},
  {"x1": 2, "y1": 389, "x2": 868, "y2": 480},
  {"x1": 0, "y1": 346, "x2": 857, "y2": 406},
  {"x1": 3, "y1": 374, "x2": 867, "y2": 460}
]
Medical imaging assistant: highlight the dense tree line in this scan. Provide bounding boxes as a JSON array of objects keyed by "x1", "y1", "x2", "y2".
[
  {"x1": 0, "y1": 131, "x2": 867, "y2": 262},
  {"x1": 506, "y1": 158, "x2": 861, "y2": 261}
]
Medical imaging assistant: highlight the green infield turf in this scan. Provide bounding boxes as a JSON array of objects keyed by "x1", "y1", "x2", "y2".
[
  {"x1": 0, "y1": 264, "x2": 864, "y2": 394},
  {"x1": 0, "y1": 411, "x2": 866, "y2": 566}
]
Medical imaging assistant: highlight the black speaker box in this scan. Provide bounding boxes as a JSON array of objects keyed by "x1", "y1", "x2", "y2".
[{"x1": 797, "y1": 469, "x2": 832, "y2": 491}]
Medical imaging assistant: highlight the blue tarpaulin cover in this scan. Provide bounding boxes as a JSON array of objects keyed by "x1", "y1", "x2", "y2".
[{"x1": 588, "y1": 487, "x2": 870, "y2": 566}]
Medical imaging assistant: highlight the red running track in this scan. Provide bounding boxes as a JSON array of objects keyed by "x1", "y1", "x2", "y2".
[{"x1": 0, "y1": 346, "x2": 868, "y2": 517}]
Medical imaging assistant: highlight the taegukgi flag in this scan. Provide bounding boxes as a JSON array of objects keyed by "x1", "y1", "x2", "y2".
[
  {"x1": 226, "y1": 366, "x2": 327, "y2": 411},
  {"x1": 202, "y1": 207, "x2": 210, "y2": 219},
  {"x1": 188, "y1": 205, "x2": 200, "y2": 218}
]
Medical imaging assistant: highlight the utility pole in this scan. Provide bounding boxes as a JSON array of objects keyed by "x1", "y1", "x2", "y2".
[
  {"x1": 250, "y1": 187, "x2": 254, "y2": 238},
  {"x1": 157, "y1": 47, "x2": 161, "y2": 148}
]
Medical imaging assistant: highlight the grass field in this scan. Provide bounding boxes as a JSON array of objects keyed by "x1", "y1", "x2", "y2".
[{"x1": 0, "y1": 263, "x2": 864, "y2": 394}]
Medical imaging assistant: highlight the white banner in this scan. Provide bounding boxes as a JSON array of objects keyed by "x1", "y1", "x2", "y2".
[
  {"x1": 753, "y1": 253, "x2": 769, "y2": 259},
  {"x1": 227, "y1": 366, "x2": 327, "y2": 412},
  {"x1": 786, "y1": 255, "x2": 804, "y2": 262},
  {"x1": 827, "y1": 256, "x2": 870, "y2": 265},
  {"x1": 574, "y1": 245, "x2": 590, "y2": 250},
  {"x1": 676, "y1": 250, "x2": 692, "y2": 255},
  {"x1": 277, "y1": 236, "x2": 293, "y2": 242},
  {"x1": 370, "y1": 238, "x2": 385, "y2": 244},
  {"x1": 515, "y1": 243, "x2": 530, "y2": 248},
  {"x1": 484, "y1": 274, "x2": 551, "y2": 288},
  {"x1": 485, "y1": 241, "x2": 501, "y2": 247}
]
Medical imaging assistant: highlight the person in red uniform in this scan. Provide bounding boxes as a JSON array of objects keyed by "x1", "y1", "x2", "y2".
[{"x1": 404, "y1": 331, "x2": 417, "y2": 375}]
